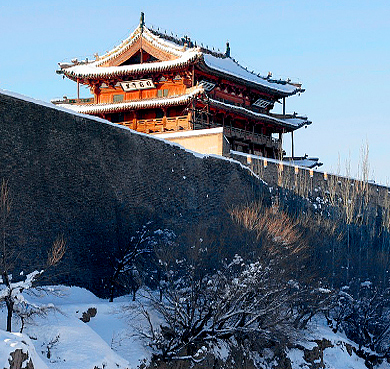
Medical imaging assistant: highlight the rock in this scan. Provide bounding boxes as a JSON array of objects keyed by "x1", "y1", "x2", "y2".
[
  {"x1": 301, "y1": 339, "x2": 333, "y2": 369},
  {"x1": 7, "y1": 349, "x2": 34, "y2": 369},
  {"x1": 80, "y1": 307, "x2": 97, "y2": 323}
]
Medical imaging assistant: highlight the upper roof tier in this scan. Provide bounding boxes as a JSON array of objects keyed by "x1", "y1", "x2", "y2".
[{"x1": 58, "y1": 17, "x2": 303, "y2": 97}]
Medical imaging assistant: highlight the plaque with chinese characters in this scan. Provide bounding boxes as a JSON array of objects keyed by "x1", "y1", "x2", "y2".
[{"x1": 120, "y1": 79, "x2": 156, "y2": 92}]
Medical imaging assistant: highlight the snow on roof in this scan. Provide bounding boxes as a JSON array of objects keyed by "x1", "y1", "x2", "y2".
[
  {"x1": 232, "y1": 151, "x2": 322, "y2": 170},
  {"x1": 59, "y1": 24, "x2": 202, "y2": 80},
  {"x1": 209, "y1": 98, "x2": 309, "y2": 130},
  {"x1": 202, "y1": 54, "x2": 300, "y2": 95},
  {"x1": 95, "y1": 25, "x2": 185, "y2": 67},
  {"x1": 282, "y1": 117, "x2": 310, "y2": 126},
  {"x1": 141, "y1": 27, "x2": 186, "y2": 56},
  {"x1": 284, "y1": 157, "x2": 323, "y2": 169},
  {"x1": 59, "y1": 24, "x2": 303, "y2": 96},
  {"x1": 58, "y1": 86, "x2": 204, "y2": 115},
  {"x1": 62, "y1": 50, "x2": 201, "y2": 80}
]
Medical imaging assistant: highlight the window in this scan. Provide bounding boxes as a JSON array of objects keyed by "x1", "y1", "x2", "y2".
[
  {"x1": 199, "y1": 80, "x2": 216, "y2": 92},
  {"x1": 111, "y1": 112, "x2": 125, "y2": 123},
  {"x1": 155, "y1": 109, "x2": 164, "y2": 118},
  {"x1": 113, "y1": 94, "x2": 124, "y2": 103},
  {"x1": 157, "y1": 89, "x2": 169, "y2": 98}
]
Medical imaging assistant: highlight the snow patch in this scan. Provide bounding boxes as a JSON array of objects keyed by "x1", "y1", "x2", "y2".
[{"x1": 0, "y1": 331, "x2": 48, "y2": 369}]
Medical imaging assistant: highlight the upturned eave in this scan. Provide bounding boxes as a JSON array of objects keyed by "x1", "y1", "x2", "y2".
[
  {"x1": 207, "y1": 98, "x2": 310, "y2": 131},
  {"x1": 198, "y1": 55, "x2": 303, "y2": 98}
]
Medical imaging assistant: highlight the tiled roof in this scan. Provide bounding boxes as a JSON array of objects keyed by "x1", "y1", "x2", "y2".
[
  {"x1": 61, "y1": 50, "x2": 201, "y2": 81},
  {"x1": 201, "y1": 54, "x2": 301, "y2": 96},
  {"x1": 208, "y1": 98, "x2": 310, "y2": 130},
  {"x1": 58, "y1": 24, "x2": 302, "y2": 96}
]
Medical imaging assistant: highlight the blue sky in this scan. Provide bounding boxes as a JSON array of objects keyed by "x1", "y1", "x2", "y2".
[{"x1": 1, "y1": 1, "x2": 389, "y2": 184}]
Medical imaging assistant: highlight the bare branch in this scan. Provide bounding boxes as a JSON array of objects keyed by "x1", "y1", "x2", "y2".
[{"x1": 47, "y1": 235, "x2": 66, "y2": 267}]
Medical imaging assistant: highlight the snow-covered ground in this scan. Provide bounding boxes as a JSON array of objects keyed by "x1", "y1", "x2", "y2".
[
  {"x1": 0, "y1": 286, "x2": 151, "y2": 369},
  {"x1": 0, "y1": 286, "x2": 389, "y2": 369},
  {"x1": 288, "y1": 316, "x2": 390, "y2": 369}
]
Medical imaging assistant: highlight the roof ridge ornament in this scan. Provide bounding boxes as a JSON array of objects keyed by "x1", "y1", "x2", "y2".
[
  {"x1": 225, "y1": 41, "x2": 230, "y2": 58},
  {"x1": 140, "y1": 12, "x2": 145, "y2": 33}
]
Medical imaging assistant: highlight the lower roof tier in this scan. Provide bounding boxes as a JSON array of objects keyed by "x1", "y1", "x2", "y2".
[
  {"x1": 55, "y1": 87, "x2": 310, "y2": 132},
  {"x1": 57, "y1": 86, "x2": 203, "y2": 114},
  {"x1": 207, "y1": 98, "x2": 310, "y2": 131}
]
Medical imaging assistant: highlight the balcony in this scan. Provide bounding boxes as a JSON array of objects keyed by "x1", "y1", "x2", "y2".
[
  {"x1": 223, "y1": 126, "x2": 281, "y2": 150},
  {"x1": 122, "y1": 116, "x2": 281, "y2": 150},
  {"x1": 120, "y1": 115, "x2": 191, "y2": 133}
]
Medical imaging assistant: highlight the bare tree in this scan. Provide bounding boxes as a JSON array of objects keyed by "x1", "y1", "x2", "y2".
[
  {"x1": 338, "y1": 157, "x2": 359, "y2": 282},
  {"x1": 138, "y1": 202, "x2": 332, "y2": 363},
  {"x1": 108, "y1": 224, "x2": 175, "y2": 302},
  {"x1": 0, "y1": 180, "x2": 66, "y2": 332},
  {"x1": 108, "y1": 224, "x2": 154, "y2": 302},
  {"x1": 331, "y1": 282, "x2": 390, "y2": 356}
]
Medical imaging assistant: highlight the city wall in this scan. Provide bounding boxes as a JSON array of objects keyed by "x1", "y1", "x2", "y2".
[
  {"x1": 0, "y1": 91, "x2": 266, "y2": 297},
  {"x1": 230, "y1": 151, "x2": 390, "y2": 208}
]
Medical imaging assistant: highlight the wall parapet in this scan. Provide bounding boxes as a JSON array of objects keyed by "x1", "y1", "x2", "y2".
[{"x1": 230, "y1": 151, "x2": 390, "y2": 208}]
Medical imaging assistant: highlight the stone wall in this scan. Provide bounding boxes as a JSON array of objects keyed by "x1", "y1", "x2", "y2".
[
  {"x1": 0, "y1": 92, "x2": 265, "y2": 297},
  {"x1": 230, "y1": 151, "x2": 390, "y2": 207}
]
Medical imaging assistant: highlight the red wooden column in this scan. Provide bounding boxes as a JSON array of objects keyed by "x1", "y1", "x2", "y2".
[
  {"x1": 93, "y1": 84, "x2": 100, "y2": 104},
  {"x1": 132, "y1": 111, "x2": 137, "y2": 131},
  {"x1": 162, "y1": 108, "x2": 167, "y2": 131}
]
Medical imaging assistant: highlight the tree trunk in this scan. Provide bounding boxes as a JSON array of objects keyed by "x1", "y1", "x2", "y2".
[
  {"x1": 347, "y1": 224, "x2": 350, "y2": 283},
  {"x1": 2, "y1": 272, "x2": 13, "y2": 332},
  {"x1": 109, "y1": 282, "x2": 114, "y2": 303},
  {"x1": 109, "y1": 269, "x2": 121, "y2": 302},
  {"x1": 6, "y1": 298, "x2": 13, "y2": 332},
  {"x1": 20, "y1": 317, "x2": 25, "y2": 333}
]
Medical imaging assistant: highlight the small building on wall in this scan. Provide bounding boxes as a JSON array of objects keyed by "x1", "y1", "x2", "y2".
[{"x1": 54, "y1": 13, "x2": 311, "y2": 159}]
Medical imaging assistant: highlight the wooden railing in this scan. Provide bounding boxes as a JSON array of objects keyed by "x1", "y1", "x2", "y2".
[
  {"x1": 224, "y1": 126, "x2": 281, "y2": 150},
  {"x1": 119, "y1": 116, "x2": 280, "y2": 151},
  {"x1": 52, "y1": 97, "x2": 94, "y2": 105},
  {"x1": 192, "y1": 119, "x2": 280, "y2": 150},
  {"x1": 121, "y1": 115, "x2": 191, "y2": 133}
]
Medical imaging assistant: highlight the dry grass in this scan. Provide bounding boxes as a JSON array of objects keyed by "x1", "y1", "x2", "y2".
[
  {"x1": 47, "y1": 234, "x2": 66, "y2": 267},
  {"x1": 230, "y1": 202, "x2": 305, "y2": 257}
]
